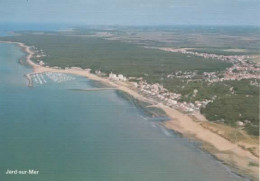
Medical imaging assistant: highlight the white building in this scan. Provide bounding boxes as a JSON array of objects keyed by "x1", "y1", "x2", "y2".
[{"x1": 118, "y1": 74, "x2": 127, "y2": 81}]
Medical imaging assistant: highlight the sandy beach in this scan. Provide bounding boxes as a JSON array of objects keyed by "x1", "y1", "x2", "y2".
[{"x1": 1, "y1": 41, "x2": 258, "y2": 180}]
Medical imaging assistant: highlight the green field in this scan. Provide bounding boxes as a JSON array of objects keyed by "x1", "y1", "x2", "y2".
[{"x1": 71, "y1": 26, "x2": 260, "y2": 52}]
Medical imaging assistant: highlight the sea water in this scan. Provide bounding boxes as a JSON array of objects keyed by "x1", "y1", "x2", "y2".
[{"x1": 0, "y1": 43, "x2": 245, "y2": 181}]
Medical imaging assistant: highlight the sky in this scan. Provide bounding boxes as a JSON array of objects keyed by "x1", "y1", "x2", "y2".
[{"x1": 0, "y1": 0, "x2": 259, "y2": 26}]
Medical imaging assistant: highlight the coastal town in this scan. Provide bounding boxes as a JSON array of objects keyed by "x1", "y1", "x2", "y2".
[
  {"x1": 104, "y1": 49, "x2": 260, "y2": 115},
  {"x1": 159, "y1": 47, "x2": 260, "y2": 82},
  {"x1": 31, "y1": 46, "x2": 259, "y2": 116},
  {"x1": 1, "y1": 0, "x2": 259, "y2": 180},
  {"x1": 108, "y1": 72, "x2": 211, "y2": 113},
  {"x1": 2, "y1": 38, "x2": 258, "y2": 180}
]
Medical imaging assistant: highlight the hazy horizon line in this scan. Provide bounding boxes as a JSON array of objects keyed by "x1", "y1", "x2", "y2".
[{"x1": 1, "y1": 22, "x2": 260, "y2": 28}]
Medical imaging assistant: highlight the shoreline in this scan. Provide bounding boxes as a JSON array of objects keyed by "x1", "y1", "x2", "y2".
[{"x1": 1, "y1": 41, "x2": 259, "y2": 180}]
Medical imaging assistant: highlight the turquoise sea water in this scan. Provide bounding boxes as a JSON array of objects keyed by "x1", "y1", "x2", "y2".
[{"x1": 0, "y1": 43, "x2": 245, "y2": 181}]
